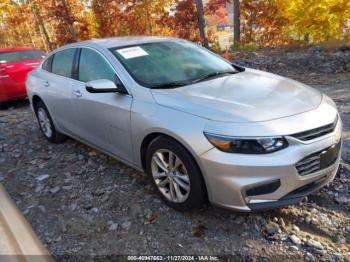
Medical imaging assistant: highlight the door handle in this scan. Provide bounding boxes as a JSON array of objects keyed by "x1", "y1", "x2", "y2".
[
  {"x1": 43, "y1": 81, "x2": 50, "y2": 87},
  {"x1": 72, "y1": 90, "x2": 82, "y2": 97}
]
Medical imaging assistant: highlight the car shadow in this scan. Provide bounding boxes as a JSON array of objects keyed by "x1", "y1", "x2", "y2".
[{"x1": 0, "y1": 99, "x2": 30, "y2": 110}]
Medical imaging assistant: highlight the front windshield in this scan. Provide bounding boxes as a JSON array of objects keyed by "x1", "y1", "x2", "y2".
[{"x1": 110, "y1": 40, "x2": 236, "y2": 88}]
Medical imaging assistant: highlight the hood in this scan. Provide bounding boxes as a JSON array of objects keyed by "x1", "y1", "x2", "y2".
[{"x1": 151, "y1": 68, "x2": 322, "y2": 123}]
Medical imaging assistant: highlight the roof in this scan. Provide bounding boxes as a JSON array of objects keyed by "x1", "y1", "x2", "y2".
[
  {"x1": 75, "y1": 36, "x2": 178, "y2": 49},
  {"x1": 0, "y1": 47, "x2": 41, "y2": 53}
]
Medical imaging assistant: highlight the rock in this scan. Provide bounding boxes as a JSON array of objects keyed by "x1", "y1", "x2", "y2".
[
  {"x1": 311, "y1": 218, "x2": 318, "y2": 225},
  {"x1": 346, "y1": 226, "x2": 350, "y2": 233},
  {"x1": 144, "y1": 208, "x2": 152, "y2": 219},
  {"x1": 55, "y1": 236, "x2": 62, "y2": 242},
  {"x1": 97, "y1": 165, "x2": 106, "y2": 172},
  {"x1": 50, "y1": 186, "x2": 61, "y2": 195},
  {"x1": 310, "y1": 208, "x2": 318, "y2": 214},
  {"x1": 265, "y1": 222, "x2": 280, "y2": 235},
  {"x1": 84, "y1": 202, "x2": 92, "y2": 210},
  {"x1": 38, "y1": 205, "x2": 46, "y2": 213},
  {"x1": 305, "y1": 217, "x2": 311, "y2": 224},
  {"x1": 100, "y1": 194, "x2": 110, "y2": 203},
  {"x1": 35, "y1": 184, "x2": 45, "y2": 193},
  {"x1": 93, "y1": 189, "x2": 105, "y2": 196},
  {"x1": 62, "y1": 185, "x2": 72, "y2": 190},
  {"x1": 335, "y1": 196, "x2": 350, "y2": 204},
  {"x1": 305, "y1": 252, "x2": 315, "y2": 262},
  {"x1": 88, "y1": 151, "x2": 97, "y2": 157},
  {"x1": 289, "y1": 234, "x2": 302, "y2": 245},
  {"x1": 307, "y1": 239, "x2": 324, "y2": 250},
  {"x1": 337, "y1": 237, "x2": 346, "y2": 244},
  {"x1": 36, "y1": 174, "x2": 50, "y2": 182},
  {"x1": 313, "y1": 249, "x2": 327, "y2": 256},
  {"x1": 278, "y1": 218, "x2": 286, "y2": 228},
  {"x1": 121, "y1": 221, "x2": 131, "y2": 231},
  {"x1": 289, "y1": 245, "x2": 299, "y2": 251},
  {"x1": 292, "y1": 225, "x2": 300, "y2": 233},
  {"x1": 234, "y1": 216, "x2": 245, "y2": 225},
  {"x1": 109, "y1": 223, "x2": 118, "y2": 231},
  {"x1": 70, "y1": 203, "x2": 77, "y2": 211},
  {"x1": 334, "y1": 253, "x2": 343, "y2": 261},
  {"x1": 262, "y1": 222, "x2": 281, "y2": 240}
]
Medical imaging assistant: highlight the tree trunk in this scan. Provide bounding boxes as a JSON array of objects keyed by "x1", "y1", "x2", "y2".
[
  {"x1": 233, "y1": 0, "x2": 240, "y2": 45},
  {"x1": 31, "y1": 2, "x2": 52, "y2": 51},
  {"x1": 25, "y1": 22, "x2": 36, "y2": 47},
  {"x1": 195, "y1": 0, "x2": 209, "y2": 47},
  {"x1": 62, "y1": 0, "x2": 78, "y2": 42}
]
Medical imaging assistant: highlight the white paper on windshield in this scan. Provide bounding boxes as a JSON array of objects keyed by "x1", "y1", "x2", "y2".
[{"x1": 117, "y1": 46, "x2": 149, "y2": 59}]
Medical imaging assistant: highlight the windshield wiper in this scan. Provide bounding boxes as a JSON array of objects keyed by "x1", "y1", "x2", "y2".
[
  {"x1": 150, "y1": 70, "x2": 238, "y2": 89},
  {"x1": 191, "y1": 71, "x2": 238, "y2": 84},
  {"x1": 151, "y1": 81, "x2": 190, "y2": 89}
]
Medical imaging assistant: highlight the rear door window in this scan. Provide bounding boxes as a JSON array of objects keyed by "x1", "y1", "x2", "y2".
[
  {"x1": 51, "y1": 48, "x2": 76, "y2": 78},
  {"x1": 0, "y1": 50, "x2": 44, "y2": 63}
]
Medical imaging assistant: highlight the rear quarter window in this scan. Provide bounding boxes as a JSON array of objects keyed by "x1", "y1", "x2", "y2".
[{"x1": 42, "y1": 56, "x2": 53, "y2": 72}]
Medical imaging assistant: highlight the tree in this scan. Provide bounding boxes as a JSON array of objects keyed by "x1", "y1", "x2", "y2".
[
  {"x1": 30, "y1": 1, "x2": 53, "y2": 50},
  {"x1": 0, "y1": 0, "x2": 41, "y2": 48},
  {"x1": 161, "y1": 0, "x2": 201, "y2": 42},
  {"x1": 233, "y1": 0, "x2": 240, "y2": 45},
  {"x1": 277, "y1": 0, "x2": 350, "y2": 44},
  {"x1": 206, "y1": 0, "x2": 289, "y2": 47},
  {"x1": 195, "y1": 0, "x2": 209, "y2": 46},
  {"x1": 92, "y1": 0, "x2": 173, "y2": 37},
  {"x1": 205, "y1": 0, "x2": 241, "y2": 45}
]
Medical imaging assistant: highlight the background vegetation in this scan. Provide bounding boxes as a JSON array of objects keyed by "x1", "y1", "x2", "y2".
[{"x1": 0, "y1": 0, "x2": 349, "y2": 52}]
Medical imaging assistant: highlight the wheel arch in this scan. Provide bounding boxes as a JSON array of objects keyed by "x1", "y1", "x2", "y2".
[
  {"x1": 140, "y1": 131, "x2": 209, "y2": 201},
  {"x1": 31, "y1": 95, "x2": 43, "y2": 112},
  {"x1": 30, "y1": 95, "x2": 61, "y2": 134}
]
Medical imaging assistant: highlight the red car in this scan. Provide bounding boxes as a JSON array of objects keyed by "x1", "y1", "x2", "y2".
[{"x1": 0, "y1": 47, "x2": 45, "y2": 108}]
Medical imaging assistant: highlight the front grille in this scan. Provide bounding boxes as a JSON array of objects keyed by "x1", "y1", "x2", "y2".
[
  {"x1": 291, "y1": 115, "x2": 338, "y2": 141},
  {"x1": 296, "y1": 142, "x2": 340, "y2": 176}
]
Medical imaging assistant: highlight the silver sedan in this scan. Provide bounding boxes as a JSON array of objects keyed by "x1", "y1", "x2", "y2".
[{"x1": 26, "y1": 37, "x2": 342, "y2": 211}]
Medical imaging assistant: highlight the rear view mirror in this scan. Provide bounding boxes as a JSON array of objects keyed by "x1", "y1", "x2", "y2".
[{"x1": 86, "y1": 79, "x2": 128, "y2": 94}]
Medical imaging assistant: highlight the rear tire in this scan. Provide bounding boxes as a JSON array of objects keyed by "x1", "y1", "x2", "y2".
[
  {"x1": 35, "y1": 101, "x2": 66, "y2": 143},
  {"x1": 0, "y1": 102, "x2": 7, "y2": 110},
  {"x1": 145, "y1": 136, "x2": 207, "y2": 211}
]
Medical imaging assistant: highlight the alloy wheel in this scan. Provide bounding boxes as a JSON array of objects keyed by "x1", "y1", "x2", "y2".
[
  {"x1": 37, "y1": 108, "x2": 52, "y2": 138},
  {"x1": 151, "y1": 149, "x2": 190, "y2": 203}
]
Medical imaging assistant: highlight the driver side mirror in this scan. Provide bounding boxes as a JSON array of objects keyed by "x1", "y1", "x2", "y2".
[{"x1": 86, "y1": 79, "x2": 128, "y2": 94}]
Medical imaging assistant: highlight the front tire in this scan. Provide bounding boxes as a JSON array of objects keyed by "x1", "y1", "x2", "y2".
[
  {"x1": 145, "y1": 136, "x2": 207, "y2": 211},
  {"x1": 35, "y1": 101, "x2": 65, "y2": 143}
]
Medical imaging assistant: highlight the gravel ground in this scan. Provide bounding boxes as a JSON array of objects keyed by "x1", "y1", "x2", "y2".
[{"x1": 0, "y1": 48, "x2": 349, "y2": 261}]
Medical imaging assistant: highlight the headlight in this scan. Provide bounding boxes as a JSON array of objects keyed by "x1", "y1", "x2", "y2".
[{"x1": 204, "y1": 133, "x2": 288, "y2": 154}]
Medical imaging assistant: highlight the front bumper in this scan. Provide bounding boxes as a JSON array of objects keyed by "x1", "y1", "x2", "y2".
[{"x1": 199, "y1": 120, "x2": 342, "y2": 212}]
